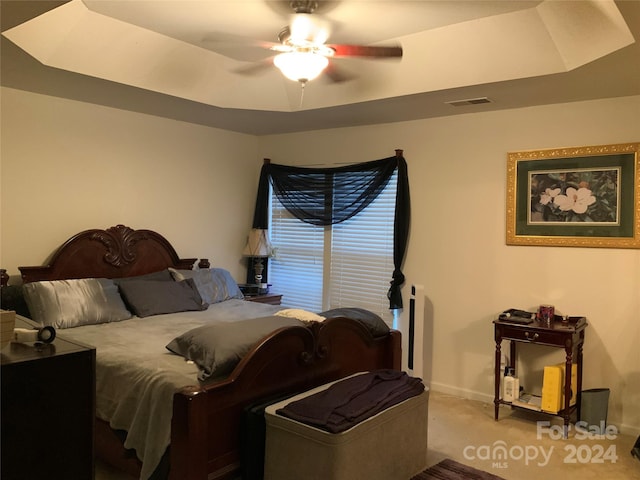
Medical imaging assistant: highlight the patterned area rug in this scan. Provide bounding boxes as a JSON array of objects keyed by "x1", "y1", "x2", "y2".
[{"x1": 411, "y1": 458, "x2": 507, "y2": 480}]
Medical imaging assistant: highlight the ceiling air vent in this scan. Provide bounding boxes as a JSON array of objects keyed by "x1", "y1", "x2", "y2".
[{"x1": 446, "y1": 97, "x2": 492, "y2": 107}]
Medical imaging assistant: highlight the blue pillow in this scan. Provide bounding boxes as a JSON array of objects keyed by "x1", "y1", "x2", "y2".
[{"x1": 169, "y1": 268, "x2": 244, "y2": 304}]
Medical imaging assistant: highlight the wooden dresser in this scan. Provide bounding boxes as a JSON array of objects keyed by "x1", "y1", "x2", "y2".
[{"x1": 1, "y1": 316, "x2": 96, "y2": 480}]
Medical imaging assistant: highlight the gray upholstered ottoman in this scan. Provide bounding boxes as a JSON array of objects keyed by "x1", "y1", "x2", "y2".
[{"x1": 264, "y1": 374, "x2": 429, "y2": 480}]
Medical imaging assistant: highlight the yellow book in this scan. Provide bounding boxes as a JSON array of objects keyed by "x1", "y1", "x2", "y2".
[
  {"x1": 541, "y1": 362, "x2": 578, "y2": 413},
  {"x1": 541, "y1": 365, "x2": 563, "y2": 413}
]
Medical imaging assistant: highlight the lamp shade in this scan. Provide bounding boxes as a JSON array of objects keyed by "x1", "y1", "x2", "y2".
[
  {"x1": 274, "y1": 52, "x2": 329, "y2": 83},
  {"x1": 242, "y1": 228, "x2": 273, "y2": 257}
]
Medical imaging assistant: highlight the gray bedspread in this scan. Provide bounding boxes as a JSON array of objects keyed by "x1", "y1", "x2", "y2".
[{"x1": 59, "y1": 299, "x2": 283, "y2": 480}]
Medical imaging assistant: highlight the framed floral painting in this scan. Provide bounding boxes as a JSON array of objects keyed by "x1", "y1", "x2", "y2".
[{"x1": 506, "y1": 142, "x2": 640, "y2": 248}]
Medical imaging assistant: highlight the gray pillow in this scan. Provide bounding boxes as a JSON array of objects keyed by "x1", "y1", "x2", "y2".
[
  {"x1": 118, "y1": 278, "x2": 207, "y2": 318},
  {"x1": 169, "y1": 267, "x2": 244, "y2": 305},
  {"x1": 166, "y1": 315, "x2": 304, "y2": 381},
  {"x1": 22, "y1": 278, "x2": 132, "y2": 329},
  {"x1": 113, "y1": 269, "x2": 173, "y2": 285},
  {"x1": 319, "y1": 308, "x2": 390, "y2": 337}
]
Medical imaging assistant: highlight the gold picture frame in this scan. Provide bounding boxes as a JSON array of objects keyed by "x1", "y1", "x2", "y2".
[{"x1": 506, "y1": 142, "x2": 640, "y2": 248}]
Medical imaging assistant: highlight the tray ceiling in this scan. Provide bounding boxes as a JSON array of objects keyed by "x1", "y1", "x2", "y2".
[{"x1": 2, "y1": 0, "x2": 639, "y2": 135}]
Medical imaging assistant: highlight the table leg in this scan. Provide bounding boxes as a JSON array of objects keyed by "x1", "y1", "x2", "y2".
[
  {"x1": 577, "y1": 335, "x2": 584, "y2": 422},
  {"x1": 563, "y1": 342, "x2": 573, "y2": 439},
  {"x1": 494, "y1": 337, "x2": 502, "y2": 420},
  {"x1": 510, "y1": 341, "x2": 516, "y2": 373}
]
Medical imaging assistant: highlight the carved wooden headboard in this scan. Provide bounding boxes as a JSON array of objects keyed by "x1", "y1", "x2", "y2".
[{"x1": 19, "y1": 225, "x2": 208, "y2": 283}]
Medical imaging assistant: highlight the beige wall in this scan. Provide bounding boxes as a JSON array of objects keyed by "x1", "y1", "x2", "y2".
[
  {"x1": 1, "y1": 86, "x2": 639, "y2": 434},
  {"x1": 258, "y1": 95, "x2": 640, "y2": 435},
  {"x1": 0, "y1": 87, "x2": 262, "y2": 280}
]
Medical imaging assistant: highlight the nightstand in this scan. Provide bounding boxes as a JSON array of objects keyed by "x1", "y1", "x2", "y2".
[
  {"x1": 1, "y1": 316, "x2": 96, "y2": 480},
  {"x1": 244, "y1": 293, "x2": 282, "y2": 305}
]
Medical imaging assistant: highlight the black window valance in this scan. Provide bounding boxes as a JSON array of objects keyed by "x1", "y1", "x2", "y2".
[{"x1": 251, "y1": 153, "x2": 410, "y2": 309}]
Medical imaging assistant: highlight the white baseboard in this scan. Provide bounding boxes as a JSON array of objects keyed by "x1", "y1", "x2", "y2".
[
  {"x1": 429, "y1": 381, "x2": 494, "y2": 404},
  {"x1": 619, "y1": 423, "x2": 640, "y2": 438}
]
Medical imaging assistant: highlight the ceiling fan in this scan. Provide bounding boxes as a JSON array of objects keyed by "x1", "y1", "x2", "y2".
[{"x1": 245, "y1": 0, "x2": 403, "y2": 84}]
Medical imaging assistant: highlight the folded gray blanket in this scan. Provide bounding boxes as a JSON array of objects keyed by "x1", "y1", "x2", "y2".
[{"x1": 276, "y1": 370, "x2": 424, "y2": 433}]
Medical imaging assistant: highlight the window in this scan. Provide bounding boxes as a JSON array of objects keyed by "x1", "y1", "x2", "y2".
[{"x1": 269, "y1": 172, "x2": 397, "y2": 325}]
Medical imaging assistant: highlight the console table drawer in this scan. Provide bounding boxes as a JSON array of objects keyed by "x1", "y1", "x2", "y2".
[{"x1": 497, "y1": 325, "x2": 566, "y2": 346}]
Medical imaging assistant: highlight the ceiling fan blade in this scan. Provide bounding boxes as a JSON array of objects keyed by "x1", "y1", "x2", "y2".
[
  {"x1": 323, "y1": 61, "x2": 354, "y2": 83},
  {"x1": 201, "y1": 33, "x2": 278, "y2": 62},
  {"x1": 328, "y1": 44, "x2": 403, "y2": 58},
  {"x1": 232, "y1": 58, "x2": 274, "y2": 76}
]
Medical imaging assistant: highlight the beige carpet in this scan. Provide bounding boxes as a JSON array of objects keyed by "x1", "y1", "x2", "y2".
[
  {"x1": 426, "y1": 391, "x2": 640, "y2": 480},
  {"x1": 96, "y1": 390, "x2": 640, "y2": 480}
]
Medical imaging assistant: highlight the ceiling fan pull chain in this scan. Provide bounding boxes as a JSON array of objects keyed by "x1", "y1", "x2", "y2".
[{"x1": 299, "y1": 81, "x2": 306, "y2": 108}]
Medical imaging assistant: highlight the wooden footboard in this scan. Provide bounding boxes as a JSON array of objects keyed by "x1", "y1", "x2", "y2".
[
  {"x1": 170, "y1": 319, "x2": 401, "y2": 480},
  {"x1": 93, "y1": 320, "x2": 400, "y2": 480}
]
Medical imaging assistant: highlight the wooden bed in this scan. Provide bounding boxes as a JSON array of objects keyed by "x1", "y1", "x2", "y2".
[{"x1": 19, "y1": 225, "x2": 402, "y2": 480}]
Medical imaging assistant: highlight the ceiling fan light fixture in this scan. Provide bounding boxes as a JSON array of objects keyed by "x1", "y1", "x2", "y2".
[
  {"x1": 274, "y1": 51, "x2": 329, "y2": 83},
  {"x1": 290, "y1": 13, "x2": 329, "y2": 45}
]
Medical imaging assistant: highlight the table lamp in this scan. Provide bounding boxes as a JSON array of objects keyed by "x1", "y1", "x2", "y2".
[{"x1": 242, "y1": 228, "x2": 273, "y2": 293}]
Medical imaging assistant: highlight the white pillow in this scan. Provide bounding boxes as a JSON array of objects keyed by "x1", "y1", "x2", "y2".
[{"x1": 275, "y1": 308, "x2": 325, "y2": 322}]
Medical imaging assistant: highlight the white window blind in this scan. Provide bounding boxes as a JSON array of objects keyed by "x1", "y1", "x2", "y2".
[
  {"x1": 329, "y1": 172, "x2": 397, "y2": 325},
  {"x1": 269, "y1": 171, "x2": 397, "y2": 325},
  {"x1": 270, "y1": 200, "x2": 325, "y2": 312}
]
